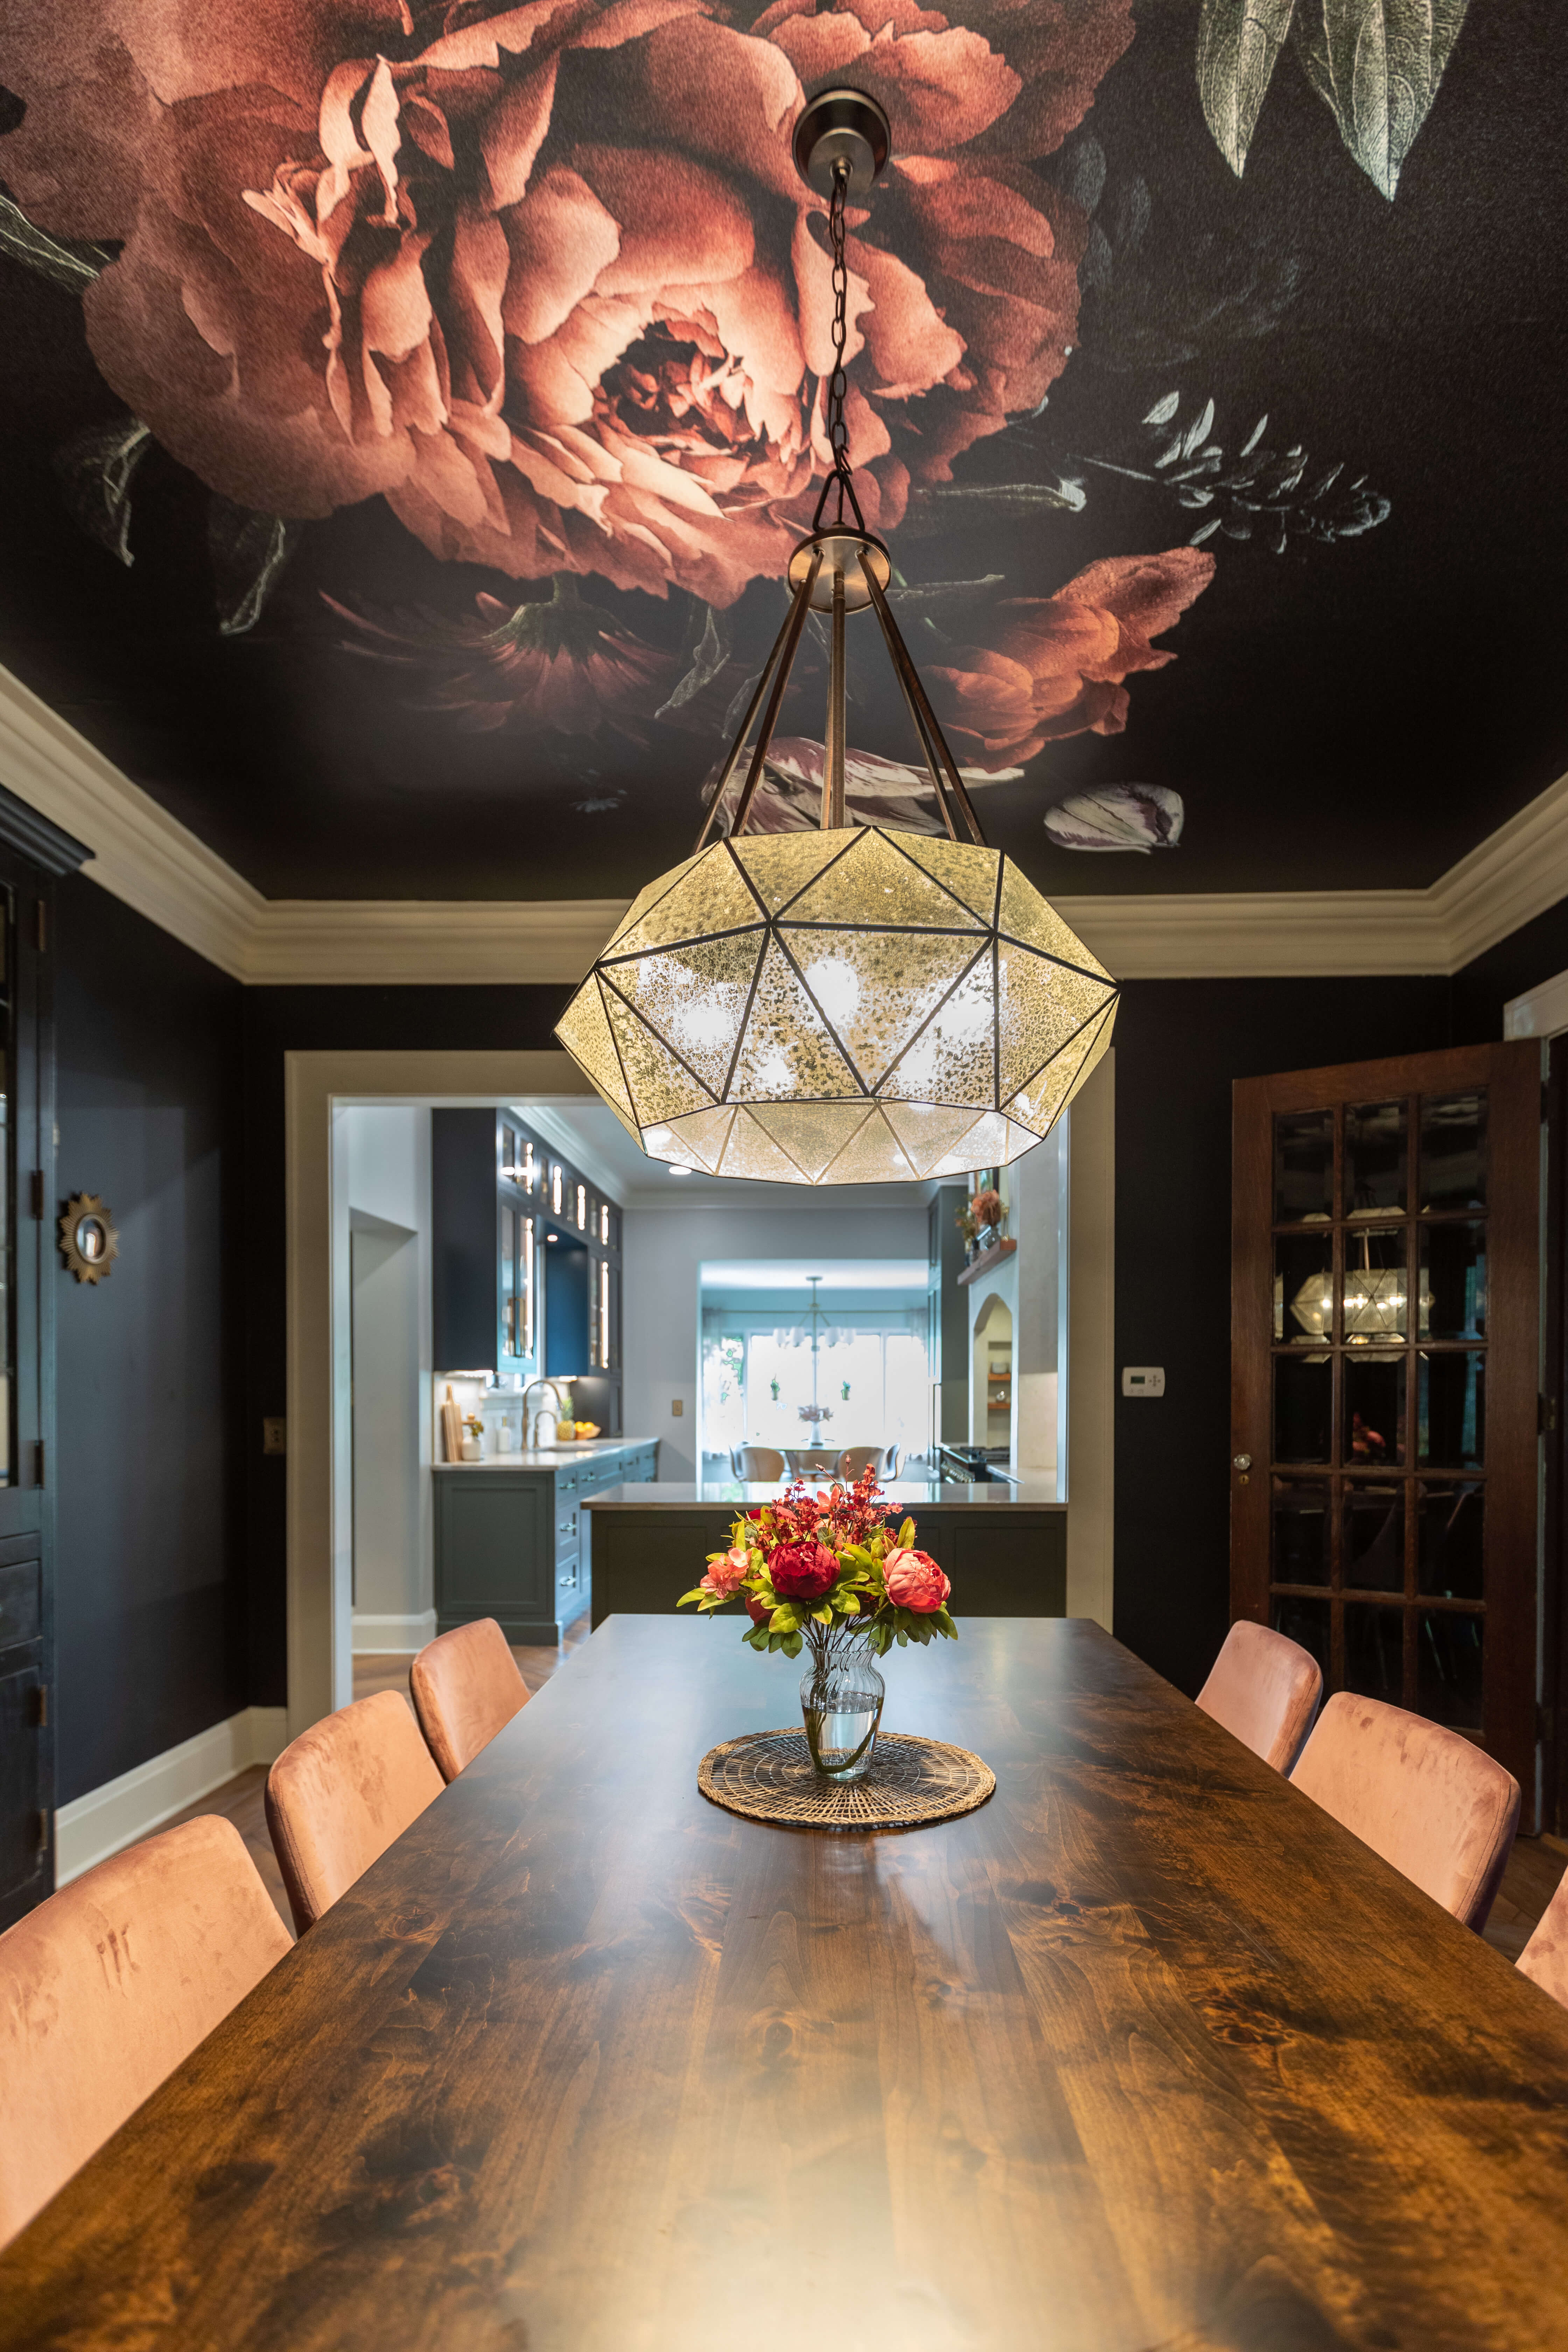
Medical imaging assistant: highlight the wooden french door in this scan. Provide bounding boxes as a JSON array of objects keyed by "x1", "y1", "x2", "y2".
[{"x1": 1232, "y1": 1044, "x2": 1540, "y2": 1799}]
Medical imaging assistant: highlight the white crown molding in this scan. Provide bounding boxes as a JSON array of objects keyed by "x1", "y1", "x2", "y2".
[{"x1": 3, "y1": 660, "x2": 1565, "y2": 984}]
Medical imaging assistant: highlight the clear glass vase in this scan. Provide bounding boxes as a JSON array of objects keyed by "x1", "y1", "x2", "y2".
[{"x1": 799, "y1": 1635, "x2": 885, "y2": 1782}]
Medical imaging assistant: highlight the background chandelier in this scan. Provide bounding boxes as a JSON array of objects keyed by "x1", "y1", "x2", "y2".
[{"x1": 557, "y1": 90, "x2": 1119, "y2": 1187}]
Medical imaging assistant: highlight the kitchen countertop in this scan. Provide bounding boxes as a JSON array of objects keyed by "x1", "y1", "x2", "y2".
[
  {"x1": 583, "y1": 1479, "x2": 1064, "y2": 1511},
  {"x1": 434, "y1": 1438, "x2": 659, "y2": 1472}
]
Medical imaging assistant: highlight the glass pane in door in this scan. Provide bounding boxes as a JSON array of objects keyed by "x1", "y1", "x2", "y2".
[
  {"x1": 1344, "y1": 1353, "x2": 1405, "y2": 1465},
  {"x1": 1418, "y1": 1352, "x2": 1484, "y2": 1467},
  {"x1": 1271, "y1": 1478, "x2": 1329, "y2": 1583},
  {"x1": 1273, "y1": 1110, "x2": 1333, "y2": 1223},
  {"x1": 1272, "y1": 1592, "x2": 1330, "y2": 1679},
  {"x1": 1416, "y1": 1610, "x2": 1483, "y2": 1729},
  {"x1": 1341, "y1": 1227, "x2": 1408, "y2": 1344},
  {"x1": 1275, "y1": 1233, "x2": 1332, "y2": 1342},
  {"x1": 1274, "y1": 1355, "x2": 1331, "y2": 1462},
  {"x1": 1419, "y1": 1222, "x2": 1486, "y2": 1339},
  {"x1": 1343, "y1": 1600, "x2": 1403, "y2": 1701},
  {"x1": 1343, "y1": 1483, "x2": 1404, "y2": 1592},
  {"x1": 1416, "y1": 1482, "x2": 1483, "y2": 1599},
  {"x1": 1344, "y1": 1100, "x2": 1406, "y2": 1217},
  {"x1": 1420, "y1": 1092, "x2": 1486, "y2": 1212}
]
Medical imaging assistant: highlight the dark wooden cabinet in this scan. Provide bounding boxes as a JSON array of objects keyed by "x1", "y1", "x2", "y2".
[
  {"x1": 432, "y1": 1111, "x2": 624, "y2": 1432},
  {"x1": 0, "y1": 790, "x2": 88, "y2": 1928},
  {"x1": 434, "y1": 1442, "x2": 659, "y2": 1643}
]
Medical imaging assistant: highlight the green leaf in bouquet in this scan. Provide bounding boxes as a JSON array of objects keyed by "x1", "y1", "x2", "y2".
[
  {"x1": 677, "y1": 1589, "x2": 707, "y2": 1608},
  {"x1": 897, "y1": 1518, "x2": 916, "y2": 1550},
  {"x1": 783, "y1": 1632, "x2": 803, "y2": 1659}
]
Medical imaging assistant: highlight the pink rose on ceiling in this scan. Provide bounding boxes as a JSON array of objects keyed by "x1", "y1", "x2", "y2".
[
  {"x1": 928, "y1": 547, "x2": 1216, "y2": 767},
  {"x1": 0, "y1": 0, "x2": 1133, "y2": 607}
]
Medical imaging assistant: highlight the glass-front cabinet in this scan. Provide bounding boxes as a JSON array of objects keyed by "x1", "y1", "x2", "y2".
[{"x1": 1233, "y1": 1047, "x2": 1540, "y2": 1797}]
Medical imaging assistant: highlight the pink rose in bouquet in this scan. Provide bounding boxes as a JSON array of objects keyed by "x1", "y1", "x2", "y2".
[
  {"x1": 700, "y1": 1545, "x2": 751, "y2": 1601},
  {"x1": 883, "y1": 1548, "x2": 952, "y2": 1614}
]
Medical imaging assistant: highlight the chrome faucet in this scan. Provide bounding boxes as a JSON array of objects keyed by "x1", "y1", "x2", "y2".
[{"x1": 521, "y1": 1378, "x2": 566, "y2": 1448}]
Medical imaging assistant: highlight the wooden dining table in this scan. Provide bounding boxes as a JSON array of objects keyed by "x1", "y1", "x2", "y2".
[{"x1": 6, "y1": 1617, "x2": 1568, "y2": 2351}]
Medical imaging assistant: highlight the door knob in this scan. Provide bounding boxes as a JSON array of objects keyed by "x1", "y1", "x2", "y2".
[{"x1": 1233, "y1": 1454, "x2": 1252, "y2": 1470}]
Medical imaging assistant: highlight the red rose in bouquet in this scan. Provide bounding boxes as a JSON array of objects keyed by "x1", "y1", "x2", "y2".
[{"x1": 768, "y1": 1540, "x2": 840, "y2": 1602}]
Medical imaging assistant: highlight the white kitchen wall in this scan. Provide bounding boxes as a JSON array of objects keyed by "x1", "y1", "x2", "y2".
[
  {"x1": 622, "y1": 1196, "x2": 930, "y2": 1479},
  {"x1": 339, "y1": 1104, "x2": 435, "y2": 1650}
]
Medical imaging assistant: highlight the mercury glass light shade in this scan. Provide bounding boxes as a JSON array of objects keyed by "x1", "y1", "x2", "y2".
[{"x1": 555, "y1": 825, "x2": 1118, "y2": 1186}]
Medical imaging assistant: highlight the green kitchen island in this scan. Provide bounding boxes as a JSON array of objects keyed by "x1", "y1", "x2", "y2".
[{"x1": 583, "y1": 1480, "x2": 1066, "y2": 1629}]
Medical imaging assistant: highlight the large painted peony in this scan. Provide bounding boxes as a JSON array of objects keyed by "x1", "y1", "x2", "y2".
[{"x1": 0, "y1": 0, "x2": 1133, "y2": 605}]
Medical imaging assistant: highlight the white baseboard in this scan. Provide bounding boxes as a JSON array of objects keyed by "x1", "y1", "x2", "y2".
[
  {"x1": 351, "y1": 1610, "x2": 436, "y2": 1654},
  {"x1": 55, "y1": 1706, "x2": 290, "y2": 1886}
]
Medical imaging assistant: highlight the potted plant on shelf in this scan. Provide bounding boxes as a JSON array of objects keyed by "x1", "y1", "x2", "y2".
[
  {"x1": 970, "y1": 1184, "x2": 1004, "y2": 1254},
  {"x1": 678, "y1": 1466, "x2": 954, "y2": 1783}
]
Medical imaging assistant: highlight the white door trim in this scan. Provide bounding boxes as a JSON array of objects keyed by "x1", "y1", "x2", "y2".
[{"x1": 1505, "y1": 967, "x2": 1568, "y2": 1042}]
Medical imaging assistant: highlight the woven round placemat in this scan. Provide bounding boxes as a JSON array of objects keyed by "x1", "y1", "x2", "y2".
[{"x1": 698, "y1": 1728, "x2": 995, "y2": 1832}]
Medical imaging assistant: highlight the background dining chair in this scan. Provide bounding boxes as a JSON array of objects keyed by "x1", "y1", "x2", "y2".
[
  {"x1": 1196, "y1": 1619, "x2": 1322, "y2": 1773},
  {"x1": 735, "y1": 1444, "x2": 785, "y2": 1480},
  {"x1": 1289, "y1": 1692, "x2": 1520, "y2": 1928},
  {"x1": 786, "y1": 1448, "x2": 840, "y2": 1477},
  {"x1": 0, "y1": 1815, "x2": 290, "y2": 2248},
  {"x1": 836, "y1": 1446, "x2": 887, "y2": 1480},
  {"x1": 1518, "y1": 1872, "x2": 1568, "y2": 2009},
  {"x1": 412, "y1": 1617, "x2": 529, "y2": 1782},
  {"x1": 266, "y1": 1689, "x2": 443, "y2": 1934}
]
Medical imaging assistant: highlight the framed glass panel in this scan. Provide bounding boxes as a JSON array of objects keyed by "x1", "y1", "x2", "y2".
[
  {"x1": 1343, "y1": 1600, "x2": 1403, "y2": 1701},
  {"x1": 1271, "y1": 1477, "x2": 1330, "y2": 1584},
  {"x1": 1419, "y1": 1221, "x2": 1486, "y2": 1339},
  {"x1": 1344, "y1": 1352, "x2": 1405, "y2": 1466},
  {"x1": 1272, "y1": 1593, "x2": 1330, "y2": 1682},
  {"x1": 520, "y1": 1218, "x2": 534, "y2": 1357},
  {"x1": 1273, "y1": 1109, "x2": 1334, "y2": 1223},
  {"x1": 1274, "y1": 1232, "x2": 1332, "y2": 1342},
  {"x1": 1416, "y1": 1610, "x2": 1483, "y2": 1729},
  {"x1": 500, "y1": 1208, "x2": 516, "y2": 1354},
  {"x1": 576, "y1": 1183, "x2": 587, "y2": 1230},
  {"x1": 1344, "y1": 1099, "x2": 1406, "y2": 1218},
  {"x1": 1416, "y1": 1480, "x2": 1483, "y2": 1600},
  {"x1": 599, "y1": 1260, "x2": 610, "y2": 1367},
  {"x1": 1418, "y1": 1350, "x2": 1484, "y2": 1468},
  {"x1": 1341, "y1": 1227, "x2": 1407, "y2": 1344},
  {"x1": 1420, "y1": 1091, "x2": 1486, "y2": 1214},
  {"x1": 1274, "y1": 1354, "x2": 1331, "y2": 1463},
  {"x1": 1343, "y1": 1482, "x2": 1404, "y2": 1592},
  {"x1": 551, "y1": 1164, "x2": 563, "y2": 1214}
]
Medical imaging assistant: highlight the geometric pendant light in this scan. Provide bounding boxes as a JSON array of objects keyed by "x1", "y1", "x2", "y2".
[{"x1": 556, "y1": 89, "x2": 1118, "y2": 1184}]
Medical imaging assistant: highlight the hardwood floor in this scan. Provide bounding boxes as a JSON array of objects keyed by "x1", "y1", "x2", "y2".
[
  {"x1": 137, "y1": 1622, "x2": 1564, "y2": 1956},
  {"x1": 151, "y1": 1620, "x2": 591, "y2": 1932}
]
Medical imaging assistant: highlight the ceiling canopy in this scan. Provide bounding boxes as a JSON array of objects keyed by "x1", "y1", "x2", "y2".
[{"x1": 0, "y1": 0, "x2": 1560, "y2": 905}]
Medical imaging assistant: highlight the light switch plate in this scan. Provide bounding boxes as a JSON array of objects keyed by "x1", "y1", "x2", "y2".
[
  {"x1": 1121, "y1": 1367, "x2": 1165, "y2": 1398},
  {"x1": 671, "y1": 1398, "x2": 684, "y2": 1417}
]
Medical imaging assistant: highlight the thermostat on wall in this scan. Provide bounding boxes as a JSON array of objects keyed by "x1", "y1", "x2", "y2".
[{"x1": 1121, "y1": 1367, "x2": 1166, "y2": 1397}]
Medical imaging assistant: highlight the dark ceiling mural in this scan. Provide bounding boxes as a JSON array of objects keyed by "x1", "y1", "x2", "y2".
[{"x1": 0, "y1": 0, "x2": 1562, "y2": 902}]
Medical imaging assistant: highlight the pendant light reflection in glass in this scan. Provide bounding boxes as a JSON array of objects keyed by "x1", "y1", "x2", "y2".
[{"x1": 556, "y1": 825, "x2": 1118, "y2": 1186}]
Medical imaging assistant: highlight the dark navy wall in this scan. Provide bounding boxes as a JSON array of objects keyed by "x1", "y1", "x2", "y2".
[{"x1": 54, "y1": 875, "x2": 245, "y2": 1801}]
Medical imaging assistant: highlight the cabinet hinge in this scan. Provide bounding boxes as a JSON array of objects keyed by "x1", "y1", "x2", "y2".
[
  {"x1": 33, "y1": 1684, "x2": 48, "y2": 1729},
  {"x1": 34, "y1": 1439, "x2": 43, "y2": 1489},
  {"x1": 1542, "y1": 1395, "x2": 1560, "y2": 1436},
  {"x1": 29, "y1": 1168, "x2": 44, "y2": 1220},
  {"x1": 35, "y1": 899, "x2": 46, "y2": 954}
]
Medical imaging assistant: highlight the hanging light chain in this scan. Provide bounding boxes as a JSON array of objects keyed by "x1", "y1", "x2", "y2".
[{"x1": 813, "y1": 159, "x2": 865, "y2": 535}]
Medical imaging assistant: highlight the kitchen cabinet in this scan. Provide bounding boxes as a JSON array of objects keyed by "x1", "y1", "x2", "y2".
[{"x1": 434, "y1": 1440, "x2": 659, "y2": 1643}]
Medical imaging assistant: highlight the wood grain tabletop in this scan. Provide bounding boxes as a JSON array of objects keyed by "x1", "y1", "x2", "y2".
[{"x1": 6, "y1": 1617, "x2": 1568, "y2": 2352}]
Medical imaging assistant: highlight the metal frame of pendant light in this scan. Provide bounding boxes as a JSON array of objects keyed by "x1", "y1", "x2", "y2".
[{"x1": 553, "y1": 88, "x2": 1120, "y2": 1189}]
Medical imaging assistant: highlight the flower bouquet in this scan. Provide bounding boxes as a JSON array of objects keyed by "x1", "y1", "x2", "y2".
[{"x1": 678, "y1": 1466, "x2": 954, "y2": 1782}]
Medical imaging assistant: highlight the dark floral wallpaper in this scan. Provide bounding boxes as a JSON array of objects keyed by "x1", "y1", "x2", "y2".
[{"x1": 0, "y1": 0, "x2": 1561, "y2": 900}]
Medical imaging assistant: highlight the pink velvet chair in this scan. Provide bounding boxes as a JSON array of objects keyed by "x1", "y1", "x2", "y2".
[
  {"x1": 1196, "y1": 1620, "x2": 1322, "y2": 1773},
  {"x1": 411, "y1": 1618, "x2": 530, "y2": 1783},
  {"x1": 1518, "y1": 1871, "x2": 1568, "y2": 2009},
  {"x1": 0, "y1": 1815, "x2": 290, "y2": 2248},
  {"x1": 1289, "y1": 1692, "x2": 1520, "y2": 1928},
  {"x1": 265, "y1": 1689, "x2": 443, "y2": 1934}
]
